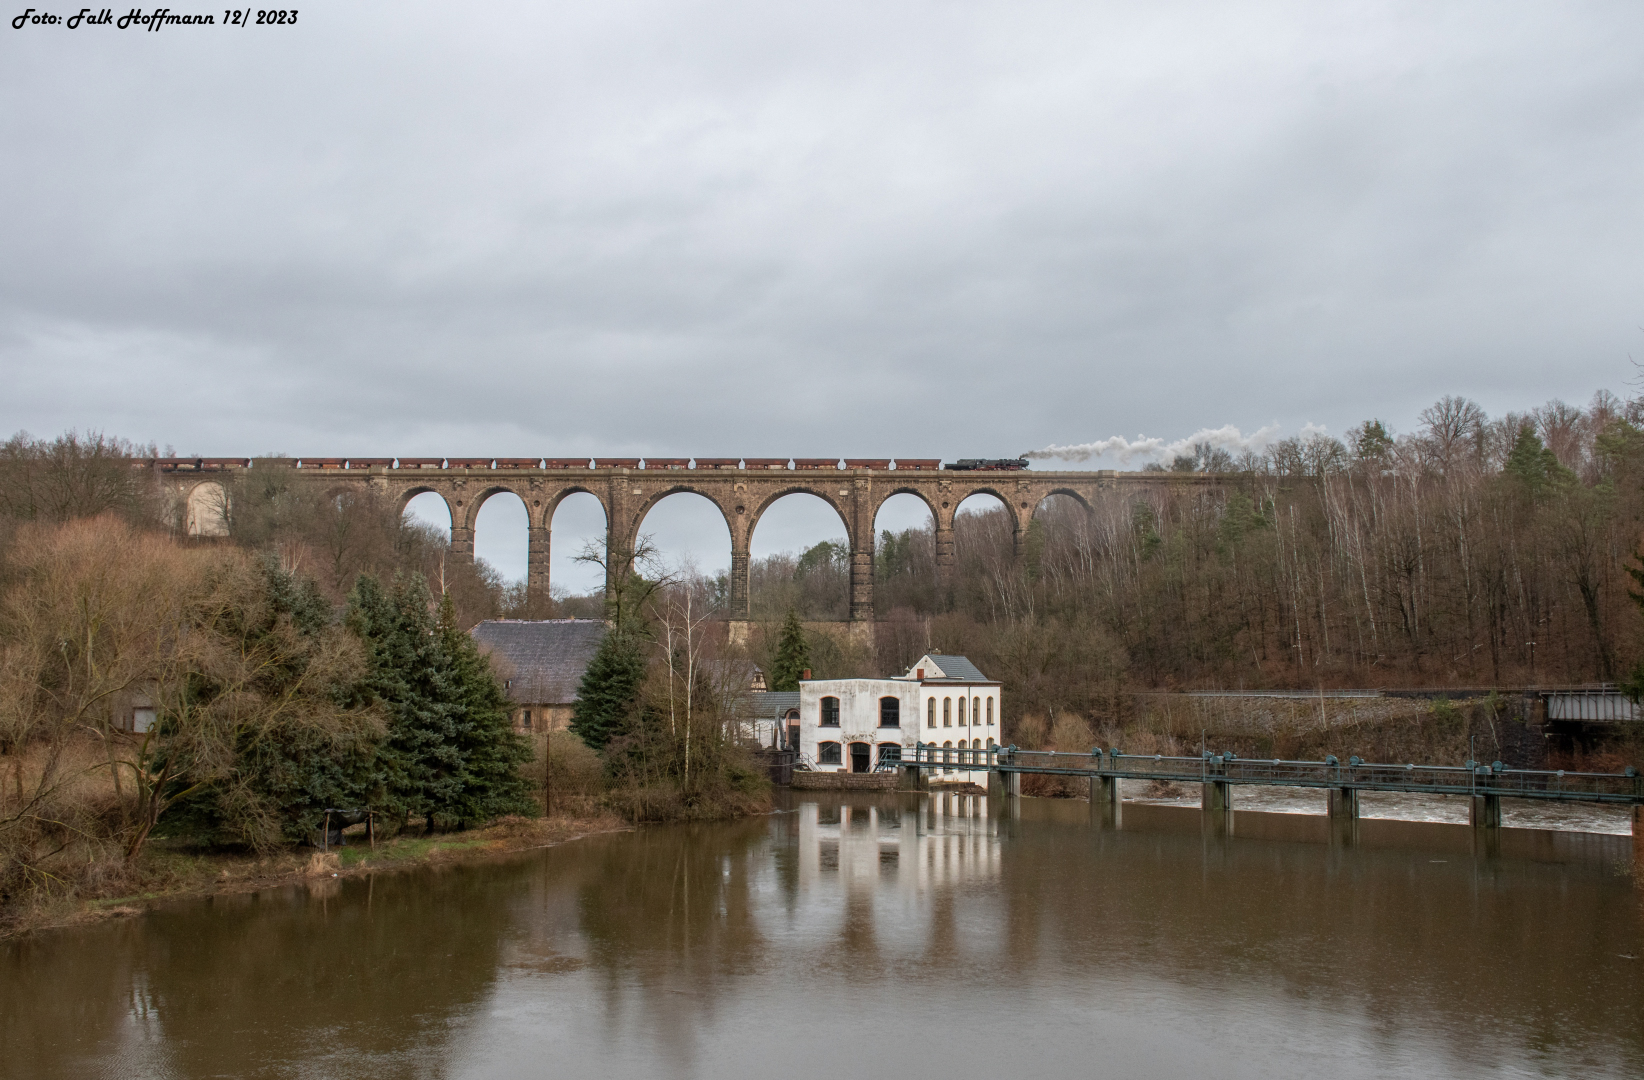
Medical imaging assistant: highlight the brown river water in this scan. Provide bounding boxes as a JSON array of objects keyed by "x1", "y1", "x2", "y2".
[{"x1": 3, "y1": 792, "x2": 1642, "y2": 1080}]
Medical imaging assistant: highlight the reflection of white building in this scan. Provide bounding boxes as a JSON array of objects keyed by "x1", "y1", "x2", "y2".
[
  {"x1": 794, "y1": 794, "x2": 1001, "y2": 896},
  {"x1": 797, "y1": 655, "x2": 999, "y2": 778}
]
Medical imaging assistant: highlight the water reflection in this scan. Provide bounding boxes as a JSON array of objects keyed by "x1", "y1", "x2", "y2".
[{"x1": 2, "y1": 796, "x2": 1641, "y2": 1080}]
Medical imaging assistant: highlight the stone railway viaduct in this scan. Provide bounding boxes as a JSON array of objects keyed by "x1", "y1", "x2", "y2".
[{"x1": 157, "y1": 457, "x2": 1216, "y2": 624}]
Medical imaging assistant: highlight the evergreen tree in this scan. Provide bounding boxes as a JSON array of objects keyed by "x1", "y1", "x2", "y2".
[
  {"x1": 349, "y1": 573, "x2": 459, "y2": 825},
  {"x1": 570, "y1": 627, "x2": 646, "y2": 752},
  {"x1": 1504, "y1": 425, "x2": 1570, "y2": 496},
  {"x1": 436, "y1": 592, "x2": 534, "y2": 824},
  {"x1": 348, "y1": 574, "x2": 530, "y2": 829},
  {"x1": 769, "y1": 609, "x2": 811, "y2": 691}
]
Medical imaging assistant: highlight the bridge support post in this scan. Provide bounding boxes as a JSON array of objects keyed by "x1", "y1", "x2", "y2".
[
  {"x1": 849, "y1": 547, "x2": 874, "y2": 623},
  {"x1": 903, "y1": 764, "x2": 924, "y2": 792},
  {"x1": 1470, "y1": 793, "x2": 1502, "y2": 830},
  {"x1": 450, "y1": 523, "x2": 475, "y2": 565},
  {"x1": 1327, "y1": 786, "x2": 1359, "y2": 819},
  {"x1": 1327, "y1": 787, "x2": 1359, "y2": 845},
  {"x1": 934, "y1": 523, "x2": 956, "y2": 601},
  {"x1": 1202, "y1": 780, "x2": 1234, "y2": 836},
  {"x1": 728, "y1": 547, "x2": 750, "y2": 621},
  {"x1": 1002, "y1": 771, "x2": 1020, "y2": 798},
  {"x1": 526, "y1": 524, "x2": 550, "y2": 614},
  {"x1": 1090, "y1": 775, "x2": 1121, "y2": 828},
  {"x1": 1633, "y1": 806, "x2": 1642, "y2": 868}
]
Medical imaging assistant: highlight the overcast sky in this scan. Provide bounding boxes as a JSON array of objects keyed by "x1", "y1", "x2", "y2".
[{"x1": 4, "y1": 0, "x2": 1641, "y2": 588}]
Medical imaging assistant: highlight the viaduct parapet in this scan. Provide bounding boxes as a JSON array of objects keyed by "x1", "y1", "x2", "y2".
[{"x1": 153, "y1": 458, "x2": 1220, "y2": 622}]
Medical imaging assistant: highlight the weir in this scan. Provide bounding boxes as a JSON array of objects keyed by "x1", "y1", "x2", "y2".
[{"x1": 900, "y1": 745, "x2": 1644, "y2": 834}]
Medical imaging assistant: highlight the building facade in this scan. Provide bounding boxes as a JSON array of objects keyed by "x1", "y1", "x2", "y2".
[{"x1": 795, "y1": 654, "x2": 999, "y2": 775}]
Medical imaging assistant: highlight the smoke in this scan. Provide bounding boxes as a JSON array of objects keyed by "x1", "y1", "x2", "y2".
[{"x1": 1023, "y1": 423, "x2": 1286, "y2": 466}]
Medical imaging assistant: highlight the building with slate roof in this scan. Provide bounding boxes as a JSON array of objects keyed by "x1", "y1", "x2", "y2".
[
  {"x1": 793, "y1": 654, "x2": 999, "y2": 777},
  {"x1": 470, "y1": 619, "x2": 608, "y2": 733}
]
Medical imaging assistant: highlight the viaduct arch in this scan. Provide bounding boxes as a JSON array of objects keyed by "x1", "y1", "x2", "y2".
[{"x1": 154, "y1": 459, "x2": 1219, "y2": 623}]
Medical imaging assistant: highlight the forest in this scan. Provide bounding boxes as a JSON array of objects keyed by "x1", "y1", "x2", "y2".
[{"x1": 731, "y1": 393, "x2": 1644, "y2": 725}]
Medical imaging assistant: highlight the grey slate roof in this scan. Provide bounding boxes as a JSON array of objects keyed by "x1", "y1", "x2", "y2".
[
  {"x1": 738, "y1": 690, "x2": 801, "y2": 720},
  {"x1": 928, "y1": 655, "x2": 990, "y2": 682},
  {"x1": 470, "y1": 619, "x2": 608, "y2": 705}
]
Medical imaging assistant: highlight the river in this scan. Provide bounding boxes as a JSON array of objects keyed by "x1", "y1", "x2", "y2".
[{"x1": 3, "y1": 792, "x2": 1641, "y2": 1079}]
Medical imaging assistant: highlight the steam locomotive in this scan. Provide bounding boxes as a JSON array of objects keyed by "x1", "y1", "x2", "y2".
[{"x1": 942, "y1": 458, "x2": 1030, "y2": 471}]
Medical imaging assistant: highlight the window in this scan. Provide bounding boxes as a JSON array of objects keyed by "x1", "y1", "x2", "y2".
[
  {"x1": 927, "y1": 699, "x2": 936, "y2": 727},
  {"x1": 958, "y1": 697, "x2": 967, "y2": 726},
  {"x1": 818, "y1": 741, "x2": 842, "y2": 765},
  {"x1": 943, "y1": 698, "x2": 952, "y2": 726},
  {"x1": 986, "y1": 736, "x2": 995, "y2": 748},
  {"x1": 879, "y1": 697, "x2": 900, "y2": 727},
  {"x1": 820, "y1": 696, "x2": 840, "y2": 727},
  {"x1": 877, "y1": 743, "x2": 902, "y2": 765},
  {"x1": 987, "y1": 698, "x2": 994, "y2": 726},
  {"x1": 522, "y1": 710, "x2": 533, "y2": 731}
]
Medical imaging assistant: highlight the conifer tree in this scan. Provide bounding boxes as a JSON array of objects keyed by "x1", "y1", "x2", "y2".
[
  {"x1": 436, "y1": 592, "x2": 533, "y2": 824},
  {"x1": 349, "y1": 574, "x2": 529, "y2": 830},
  {"x1": 570, "y1": 628, "x2": 646, "y2": 752},
  {"x1": 348, "y1": 574, "x2": 457, "y2": 826},
  {"x1": 769, "y1": 608, "x2": 811, "y2": 691}
]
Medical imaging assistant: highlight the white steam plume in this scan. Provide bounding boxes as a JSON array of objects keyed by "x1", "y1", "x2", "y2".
[{"x1": 1023, "y1": 423, "x2": 1286, "y2": 465}]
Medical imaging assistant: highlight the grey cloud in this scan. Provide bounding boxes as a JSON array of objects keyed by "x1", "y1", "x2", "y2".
[{"x1": 3, "y1": 0, "x2": 1641, "y2": 462}]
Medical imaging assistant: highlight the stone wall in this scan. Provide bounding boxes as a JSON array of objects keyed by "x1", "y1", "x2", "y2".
[{"x1": 788, "y1": 771, "x2": 900, "y2": 791}]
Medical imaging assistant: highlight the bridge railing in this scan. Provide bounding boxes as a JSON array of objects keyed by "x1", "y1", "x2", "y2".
[{"x1": 900, "y1": 745, "x2": 1644, "y2": 803}]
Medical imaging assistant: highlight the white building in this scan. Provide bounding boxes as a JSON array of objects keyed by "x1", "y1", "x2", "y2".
[{"x1": 796, "y1": 654, "x2": 1000, "y2": 776}]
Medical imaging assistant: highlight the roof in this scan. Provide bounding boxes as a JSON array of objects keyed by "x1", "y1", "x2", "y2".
[
  {"x1": 919, "y1": 655, "x2": 991, "y2": 682},
  {"x1": 732, "y1": 690, "x2": 801, "y2": 721},
  {"x1": 470, "y1": 619, "x2": 608, "y2": 705}
]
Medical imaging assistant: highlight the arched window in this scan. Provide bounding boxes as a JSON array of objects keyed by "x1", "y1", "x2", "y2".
[
  {"x1": 820, "y1": 697, "x2": 840, "y2": 727},
  {"x1": 943, "y1": 698, "x2": 952, "y2": 726},
  {"x1": 986, "y1": 736, "x2": 995, "y2": 748},
  {"x1": 877, "y1": 743, "x2": 902, "y2": 765},
  {"x1": 927, "y1": 699, "x2": 936, "y2": 727},
  {"x1": 879, "y1": 697, "x2": 900, "y2": 727},
  {"x1": 818, "y1": 741, "x2": 842, "y2": 765},
  {"x1": 972, "y1": 697, "x2": 980, "y2": 726},
  {"x1": 987, "y1": 698, "x2": 994, "y2": 726},
  {"x1": 958, "y1": 697, "x2": 967, "y2": 726}
]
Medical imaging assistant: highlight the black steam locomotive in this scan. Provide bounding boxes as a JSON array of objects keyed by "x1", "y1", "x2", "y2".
[{"x1": 943, "y1": 458, "x2": 1030, "y2": 471}]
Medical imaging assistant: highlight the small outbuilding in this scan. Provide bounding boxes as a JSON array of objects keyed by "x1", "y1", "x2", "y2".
[{"x1": 470, "y1": 619, "x2": 608, "y2": 733}]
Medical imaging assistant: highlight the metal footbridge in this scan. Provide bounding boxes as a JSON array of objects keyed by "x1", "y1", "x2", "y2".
[{"x1": 898, "y1": 744, "x2": 1644, "y2": 830}]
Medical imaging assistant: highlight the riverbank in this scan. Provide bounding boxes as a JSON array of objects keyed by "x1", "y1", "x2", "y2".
[{"x1": 0, "y1": 811, "x2": 631, "y2": 942}]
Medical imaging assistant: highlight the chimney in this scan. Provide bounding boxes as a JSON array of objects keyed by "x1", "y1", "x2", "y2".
[
  {"x1": 916, "y1": 668, "x2": 925, "y2": 680},
  {"x1": 801, "y1": 668, "x2": 811, "y2": 681}
]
